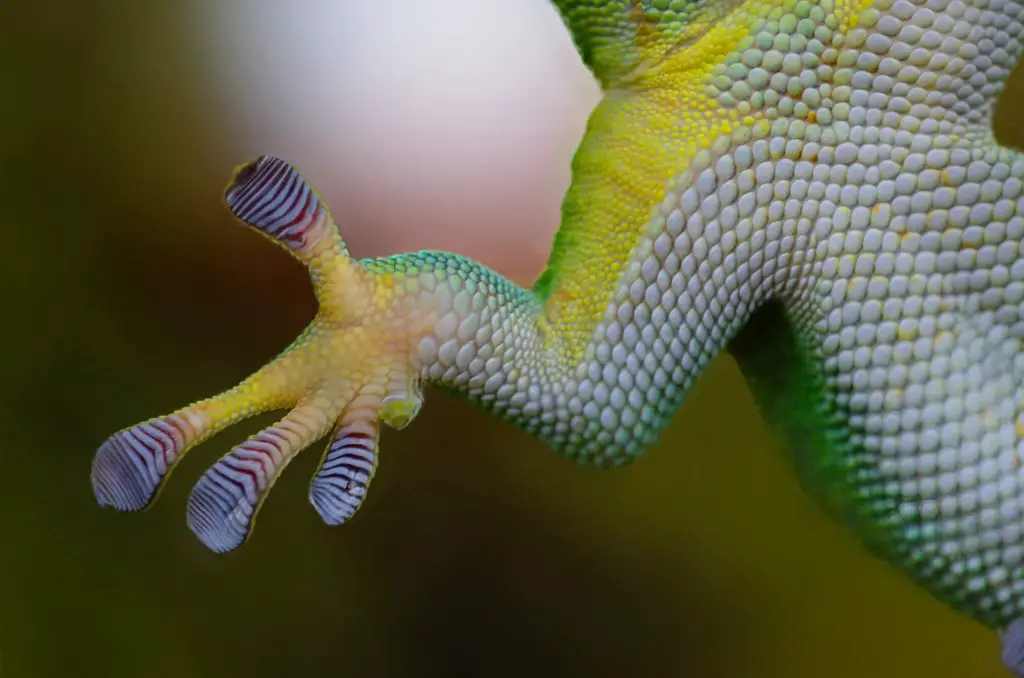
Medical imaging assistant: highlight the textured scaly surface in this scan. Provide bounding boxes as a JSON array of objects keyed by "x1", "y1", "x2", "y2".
[{"x1": 93, "y1": 0, "x2": 1024, "y2": 664}]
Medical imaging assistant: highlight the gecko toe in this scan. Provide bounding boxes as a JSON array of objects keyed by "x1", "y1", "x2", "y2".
[
  {"x1": 186, "y1": 465, "x2": 256, "y2": 553},
  {"x1": 309, "y1": 419, "x2": 379, "y2": 525},
  {"x1": 185, "y1": 406, "x2": 337, "y2": 552},
  {"x1": 309, "y1": 479, "x2": 365, "y2": 526},
  {"x1": 92, "y1": 421, "x2": 185, "y2": 511}
]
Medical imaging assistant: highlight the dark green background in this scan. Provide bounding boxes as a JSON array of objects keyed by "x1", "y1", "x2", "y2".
[{"x1": 4, "y1": 2, "x2": 1024, "y2": 676}]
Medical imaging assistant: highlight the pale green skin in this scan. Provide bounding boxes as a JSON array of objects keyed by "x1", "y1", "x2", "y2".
[{"x1": 94, "y1": 0, "x2": 1024, "y2": 654}]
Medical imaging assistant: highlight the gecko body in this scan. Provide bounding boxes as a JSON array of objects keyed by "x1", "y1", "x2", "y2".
[{"x1": 93, "y1": 0, "x2": 1024, "y2": 670}]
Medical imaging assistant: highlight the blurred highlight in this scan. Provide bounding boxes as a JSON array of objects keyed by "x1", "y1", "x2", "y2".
[{"x1": 199, "y1": 0, "x2": 601, "y2": 283}]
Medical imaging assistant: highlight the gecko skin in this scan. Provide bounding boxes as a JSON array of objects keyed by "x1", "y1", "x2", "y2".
[{"x1": 94, "y1": 0, "x2": 1024, "y2": 671}]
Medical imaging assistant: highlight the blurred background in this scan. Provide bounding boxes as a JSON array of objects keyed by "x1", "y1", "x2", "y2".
[{"x1": 5, "y1": 0, "x2": 1024, "y2": 676}]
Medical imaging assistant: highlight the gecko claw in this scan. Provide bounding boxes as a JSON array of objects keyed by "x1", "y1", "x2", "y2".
[{"x1": 380, "y1": 379, "x2": 423, "y2": 431}]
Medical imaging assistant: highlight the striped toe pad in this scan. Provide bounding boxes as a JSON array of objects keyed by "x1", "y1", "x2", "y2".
[
  {"x1": 309, "y1": 419, "x2": 379, "y2": 526},
  {"x1": 91, "y1": 415, "x2": 196, "y2": 512},
  {"x1": 187, "y1": 423, "x2": 310, "y2": 553},
  {"x1": 224, "y1": 155, "x2": 328, "y2": 251}
]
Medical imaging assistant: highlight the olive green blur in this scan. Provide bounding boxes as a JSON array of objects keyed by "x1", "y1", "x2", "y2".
[{"x1": 5, "y1": 1, "x2": 1024, "y2": 677}]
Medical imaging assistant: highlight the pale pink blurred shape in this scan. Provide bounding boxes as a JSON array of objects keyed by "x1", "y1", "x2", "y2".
[{"x1": 197, "y1": 0, "x2": 601, "y2": 283}]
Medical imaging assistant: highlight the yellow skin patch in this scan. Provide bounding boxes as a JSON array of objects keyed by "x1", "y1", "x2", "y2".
[
  {"x1": 538, "y1": 0, "x2": 880, "y2": 361},
  {"x1": 540, "y1": 10, "x2": 756, "y2": 361}
]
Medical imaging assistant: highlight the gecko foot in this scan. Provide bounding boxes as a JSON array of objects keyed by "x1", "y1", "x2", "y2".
[{"x1": 92, "y1": 156, "x2": 430, "y2": 552}]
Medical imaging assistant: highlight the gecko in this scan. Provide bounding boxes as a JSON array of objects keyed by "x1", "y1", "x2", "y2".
[{"x1": 93, "y1": 0, "x2": 1024, "y2": 672}]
